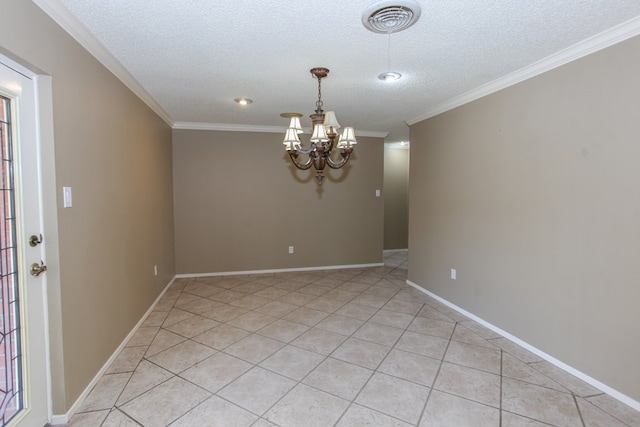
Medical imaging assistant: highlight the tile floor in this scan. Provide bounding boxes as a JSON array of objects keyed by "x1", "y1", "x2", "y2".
[{"x1": 66, "y1": 251, "x2": 640, "y2": 426}]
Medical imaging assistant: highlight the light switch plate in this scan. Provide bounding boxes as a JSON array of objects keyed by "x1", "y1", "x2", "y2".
[{"x1": 63, "y1": 186, "x2": 73, "y2": 208}]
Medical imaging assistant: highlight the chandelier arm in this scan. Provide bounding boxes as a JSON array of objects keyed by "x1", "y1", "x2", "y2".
[
  {"x1": 295, "y1": 144, "x2": 316, "y2": 156},
  {"x1": 325, "y1": 150, "x2": 352, "y2": 169},
  {"x1": 287, "y1": 151, "x2": 313, "y2": 170}
]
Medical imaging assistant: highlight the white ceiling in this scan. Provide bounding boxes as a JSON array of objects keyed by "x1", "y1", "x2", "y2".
[{"x1": 36, "y1": 0, "x2": 640, "y2": 143}]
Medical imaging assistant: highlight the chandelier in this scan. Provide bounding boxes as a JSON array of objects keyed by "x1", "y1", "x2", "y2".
[{"x1": 281, "y1": 68, "x2": 357, "y2": 185}]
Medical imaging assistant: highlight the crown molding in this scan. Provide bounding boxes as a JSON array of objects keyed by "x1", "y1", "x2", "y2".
[
  {"x1": 173, "y1": 122, "x2": 287, "y2": 133},
  {"x1": 173, "y1": 121, "x2": 389, "y2": 138},
  {"x1": 33, "y1": 0, "x2": 174, "y2": 126},
  {"x1": 348, "y1": 129, "x2": 389, "y2": 138},
  {"x1": 406, "y1": 15, "x2": 640, "y2": 126}
]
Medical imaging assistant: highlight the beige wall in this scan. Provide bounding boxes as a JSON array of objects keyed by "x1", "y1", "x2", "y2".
[
  {"x1": 383, "y1": 146, "x2": 409, "y2": 249},
  {"x1": 173, "y1": 129, "x2": 384, "y2": 274},
  {"x1": 409, "y1": 35, "x2": 640, "y2": 401},
  {"x1": 1, "y1": 0, "x2": 175, "y2": 413}
]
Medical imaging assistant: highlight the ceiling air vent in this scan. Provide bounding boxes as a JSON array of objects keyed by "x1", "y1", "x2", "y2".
[{"x1": 362, "y1": 0, "x2": 422, "y2": 34}]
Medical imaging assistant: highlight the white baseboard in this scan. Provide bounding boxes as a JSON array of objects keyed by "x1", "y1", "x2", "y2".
[
  {"x1": 406, "y1": 280, "x2": 640, "y2": 412},
  {"x1": 383, "y1": 248, "x2": 408, "y2": 254},
  {"x1": 175, "y1": 262, "x2": 384, "y2": 279},
  {"x1": 49, "y1": 414, "x2": 67, "y2": 425},
  {"x1": 50, "y1": 275, "x2": 177, "y2": 425}
]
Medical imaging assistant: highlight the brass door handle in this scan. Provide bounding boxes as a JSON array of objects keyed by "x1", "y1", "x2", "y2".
[{"x1": 30, "y1": 261, "x2": 47, "y2": 277}]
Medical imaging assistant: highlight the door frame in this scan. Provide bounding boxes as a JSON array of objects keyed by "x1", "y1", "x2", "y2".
[{"x1": 0, "y1": 51, "x2": 60, "y2": 425}]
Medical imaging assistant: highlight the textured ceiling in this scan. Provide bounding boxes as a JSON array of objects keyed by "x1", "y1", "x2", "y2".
[{"x1": 38, "y1": 0, "x2": 640, "y2": 142}]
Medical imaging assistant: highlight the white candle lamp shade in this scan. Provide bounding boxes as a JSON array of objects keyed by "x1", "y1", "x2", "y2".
[
  {"x1": 283, "y1": 128, "x2": 302, "y2": 150},
  {"x1": 323, "y1": 111, "x2": 340, "y2": 134},
  {"x1": 310, "y1": 124, "x2": 329, "y2": 143},
  {"x1": 289, "y1": 116, "x2": 304, "y2": 134},
  {"x1": 337, "y1": 127, "x2": 357, "y2": 148}
]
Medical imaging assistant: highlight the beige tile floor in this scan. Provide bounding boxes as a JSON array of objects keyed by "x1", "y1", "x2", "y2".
[{"x1": 66, "y1": 251, "x2": 640, "y2": 426}]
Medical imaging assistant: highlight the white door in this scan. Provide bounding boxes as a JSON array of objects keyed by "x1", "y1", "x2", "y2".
[{"x1": 0, "y1": 59, "x2": 50, "y2": 426}]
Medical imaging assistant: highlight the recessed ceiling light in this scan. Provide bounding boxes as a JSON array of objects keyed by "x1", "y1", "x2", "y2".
[
  {"x1": 378, "y1": 72, "x2": 402, "y2": 82},
  {"x1": 234, "y1": 97, "x2": 253, "y2": 105},
  {"x1": 362, "y1": 0, "x2": 422, "y2": 34}
]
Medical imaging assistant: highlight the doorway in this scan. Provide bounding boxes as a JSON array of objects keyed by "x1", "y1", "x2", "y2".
[
  {"x1": 0, "y1": 56, "x2": 50, "y2": 427},
  {"x1": 383, "y1": 142, "x2": 409, "y2": 250}
]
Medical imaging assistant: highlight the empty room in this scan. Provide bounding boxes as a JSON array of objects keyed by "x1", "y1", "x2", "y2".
[{"x1": 1, "y1": 1, "x2": 639, "y2": 426}]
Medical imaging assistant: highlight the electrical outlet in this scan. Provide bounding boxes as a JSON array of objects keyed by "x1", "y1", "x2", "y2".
[
  {"x1": 288, "y1": 246, "x2": 294, "y2": 254},
  {"x1": 154, "y1": 265, "x2": 158, "y2": 276},
  {"x1": 451, "y1": 268, "x2": 456, "y2": 280}
]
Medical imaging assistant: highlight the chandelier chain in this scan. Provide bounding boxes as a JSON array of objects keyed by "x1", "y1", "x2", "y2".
[{"x1": 316, "y1": 76, "x2": 323, "y2": 112}]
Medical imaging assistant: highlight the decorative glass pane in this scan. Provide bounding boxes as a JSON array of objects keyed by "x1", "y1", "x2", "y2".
[{"x1": 0, "y1": 95, "x2": 22, "y2": 426}]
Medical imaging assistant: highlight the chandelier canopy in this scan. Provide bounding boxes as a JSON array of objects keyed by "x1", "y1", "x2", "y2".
[{"x1": 282, "y1": 68, "x2": 357, "y2": 185}]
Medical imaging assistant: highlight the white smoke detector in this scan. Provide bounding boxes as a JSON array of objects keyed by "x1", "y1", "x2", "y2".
[{"x1": 362, "y1": 0, "x2": 422, "y2": 34}]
